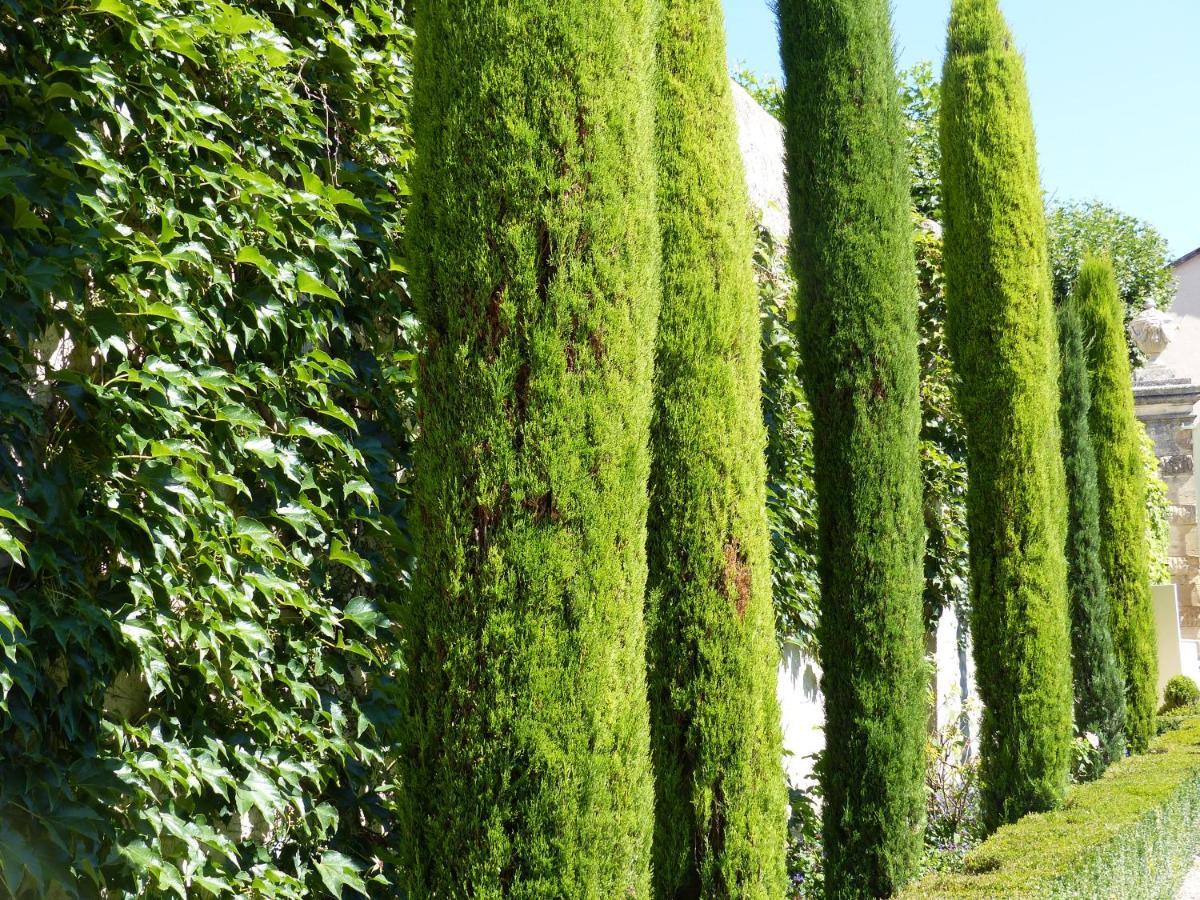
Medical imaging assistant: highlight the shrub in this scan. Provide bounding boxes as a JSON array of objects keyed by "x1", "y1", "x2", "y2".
[
  {"x1": 940, "y1": 0, "x2": 1074, "y2": 828},
  {"x1": 1058, "y1": 303, "x2": 1127, "y2": 770},
  {"x1": 1162, "y1": 676, "x2": 1200, "y2": 714},
  {"x1": 402, "y1": 0, "x2": 658, "y2": 894},
  {"x1": 900, "y1": 720, "x2": 1200, "y2": 898},
  {"x1": 779, "y1": 0, "x2": 928, "y2": 893},
  {"x1": 646, "y1": 1, "x2": 787, "y2": 893},
  {"x1": 1075, "y1": 256, "x2": 1159, "y2": 751}
]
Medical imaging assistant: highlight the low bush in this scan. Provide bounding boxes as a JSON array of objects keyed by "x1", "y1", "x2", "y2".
[
  {"x1": 1162, "y1": 676, "x2": 1200, "y2": 713},
  {"x1": 901, "y1": 719, "x2": 1200, "y2": 898}
]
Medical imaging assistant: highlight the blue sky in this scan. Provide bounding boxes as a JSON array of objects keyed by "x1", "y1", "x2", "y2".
[{"x1": 722, "y1": 0, "x2": 1200, "y2": 258}]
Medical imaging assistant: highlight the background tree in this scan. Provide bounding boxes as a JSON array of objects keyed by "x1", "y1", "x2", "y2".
[
  {"x1": 1058, "y1": 304, "x2": 1127, "y2": 770},
  {"x1": 778, "y1": 0, "x2": 928, "y2": 893},
  {"x1": 1050, "y1": 201, "x2": 1175, "y2": 315},
  {"x1": 940, "y1": 0, "x2": 1073, "y2": 829},
  {"x1": 1075, "y1": 256, "x2": 1160, "y2": 752},
  {"x1": 402, "y1": 1, "x2": 658, "y2": 893},
  {"x1": 646, "y1": 1, "x2": 787, "y2": 894}
]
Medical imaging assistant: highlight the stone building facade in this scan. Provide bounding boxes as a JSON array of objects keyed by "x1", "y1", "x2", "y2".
[{"x1": 1131, "y1": 303, "x2": 1200, "y2": 642}]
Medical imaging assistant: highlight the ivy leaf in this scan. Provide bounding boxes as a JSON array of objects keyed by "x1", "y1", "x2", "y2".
[
  {"x1": 92, "y1": 0, "x2": 139, "y2": 25},
  {"x1": 315, "y1": 851, "x2": 367, "y2": 899},
  {"x1": 330, "y1": 540, "x2": 372, "y2": 581},
  {"x1": 0, "y1": 526, "x2": 26, "y2": 567},
  {"x1": 235, "y1": 768, "x2": 284, "y2": 821},
  {"x1": 342, "y1": 596, "x2": 384, "y2": 635},
  {"x1": 296, "y1": 270, "x2": 339, "y2": 301},
  {"x1": 236, "y1": 245, "x2": 277, "y2": 278}
]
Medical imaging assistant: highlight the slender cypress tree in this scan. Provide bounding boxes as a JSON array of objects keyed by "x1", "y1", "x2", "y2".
[
  {"x1": 402, "y1": 2, "x2": 658, "y2": 894},
  {"x1": 778, "y1": 1, "x2": 928, "y2": 893},
  {"x1": 646, "y1": 1, "x2": 787, "y2": 895},
  {"x1": 1076, "y1": 256, "x2": 1159, "y2": 752},
  {"x1": 1058, "y1": 302, "x2": 1127, "y2": 770},
  {"x1": 940, "y1": 0, "x2": 1074, "y2": 829}
]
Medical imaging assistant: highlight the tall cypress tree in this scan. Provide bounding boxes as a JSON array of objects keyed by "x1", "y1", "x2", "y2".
[
  {"x1": 646, "y1": 1, "x2": 787, "y2": 895},
  {"x1": 402, "y1": 1, "x2": 658, "y2": 893},
  {"x1": 1076, "y1": 255, "x2": 1159, "y2": 752},
  {"x1": 940, "y1": 0, "x2": 1073, "y2": 829},
  {"x1": 778, "y1": 1, "x2": 928, "y2": 893},
  {"x1": 1058, "y1": 302, "x2": 1127, "y2": 770}
]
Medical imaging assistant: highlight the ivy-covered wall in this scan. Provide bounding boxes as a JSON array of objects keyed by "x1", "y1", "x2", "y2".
[{"x1": 0, "y1": 2, "x2": 414, "y2": 894}]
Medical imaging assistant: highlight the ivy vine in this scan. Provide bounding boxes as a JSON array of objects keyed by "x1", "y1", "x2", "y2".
[{"x1": 0, "y1": 0, "x2": 414, "y2": 895}]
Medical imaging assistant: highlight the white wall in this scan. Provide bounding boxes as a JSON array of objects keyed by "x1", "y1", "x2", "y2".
[
  {"x1": 777, "y1": 646, "x2": 824, "y2": 789},
  {"x1": 1161, "y1": 253, "x2": 1200, "y2": 385}
]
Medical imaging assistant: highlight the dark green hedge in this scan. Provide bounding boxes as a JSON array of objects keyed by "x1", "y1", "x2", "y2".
[
  {"x1": 902, "y1": 719, "x2": 1200, "y2": 898},
  {"x1": 779, "y1": 0, "x2": 928, "y2": 893},
  {"x1": 0, "y1": 1, "x2": 414, "y2": 895},
  {"x1": 646, "y1": 0, "x2": 787, "y2": 895},
  {"x1": 1076, "y1": 256, "x2": 1159, "y2": 752},
  {"x1": 401, "y1": 0, "x2": 658, "y2": 894},
  {"x1": 1058, "y1": 303, "x2": 1127, "y2": 769}
]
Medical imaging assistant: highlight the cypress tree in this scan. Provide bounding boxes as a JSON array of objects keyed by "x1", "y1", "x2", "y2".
[
  {"x1": 402, "y1": 1, "x2": 658, "y2": 894},
  {"x1": 1058, "y1": 302, "x2": 1127, "y2": 769},
  {"x1": 1076, "y1": 256, "x2": 1159, "y2": 751},
  {"x1": 778, "y1": 0, "x2": 928, "y2": 893},
  {"x1": 940, "y1": 0, "x2": 1074, "y2": 829},
  {"x1": 646, "y1": 1, "x2": 787, "y2": 895}
]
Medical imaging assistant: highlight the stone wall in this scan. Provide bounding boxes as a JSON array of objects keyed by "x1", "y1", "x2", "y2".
[{"x1": 1135, "y1": 381, "x2": 1200, "y2": 637}]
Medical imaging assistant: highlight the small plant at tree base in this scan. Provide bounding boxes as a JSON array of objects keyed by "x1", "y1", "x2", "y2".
[
  {"x1": 1071, "y1": 730, "x2": 1108, "y2": 783},
  {"x1": 785, "y1": 784, "x2": 825, "y2": 899},
  {"x1": 924, "y1": 707, "x2": 983, "y2": 856},
  {"x1": 1161, "y1": 676, "x2": 1200, "y2": 714}
]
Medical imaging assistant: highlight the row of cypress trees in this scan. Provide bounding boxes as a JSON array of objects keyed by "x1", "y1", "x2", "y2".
[
  {"x1": 403, "y1": 0, "x2": 1161, "y2": 895},
  {"x1": 403, "y1": 0, "x2": 786, "y2": 894},
  {"x1": 782, "y1": 0, "x2": 1159, "y2": 892},
  {"x1": 939, "y1": 0, "x2": 1157, "y2": 839}
]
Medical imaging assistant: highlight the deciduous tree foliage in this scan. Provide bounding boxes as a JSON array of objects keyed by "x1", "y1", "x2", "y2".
[
  {"x1": 1076, "y1": 256, "x2": 1159, "y2": 752},
  {"x1": 1058, "y1": 304, "x2": 1127, "y2": 770},
  {"x1": 646, "y1": 1, "x2": 787, "y2": 895},
  {"x1": 940, "y1": 0, "x2": 1073, "y2": 829},
  {"x1": 778, "y1": 0, "x2": 928, "y2": 893},
  {"x1": 402, "y1": 0, "x2": 658, "y2": 894}
]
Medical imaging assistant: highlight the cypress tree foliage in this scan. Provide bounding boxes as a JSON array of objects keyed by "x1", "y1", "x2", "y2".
[
  {"x1": 778, "y1": 0, "x2": 928, "y2": 893},
  {"x1": 1058, "y1": 302, "x2": 1127, "y2": 770},
  {"x1": 940, "y1": 0, "x2": 1074, "y2": 829},
  {"x1": 402, "y1": 1, "x2": 658, "y2": 894},
  {"x1": 646, "y1": 1, "x2": 787, "y2": 895},
  {"x1": 1076, "y1": 256, "x2": 1159, "y2": 752}
]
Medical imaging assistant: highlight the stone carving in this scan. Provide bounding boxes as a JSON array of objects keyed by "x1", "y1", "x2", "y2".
[{"x1": 1129, "y1": 303, "x2": 1180, "y2": 385}]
